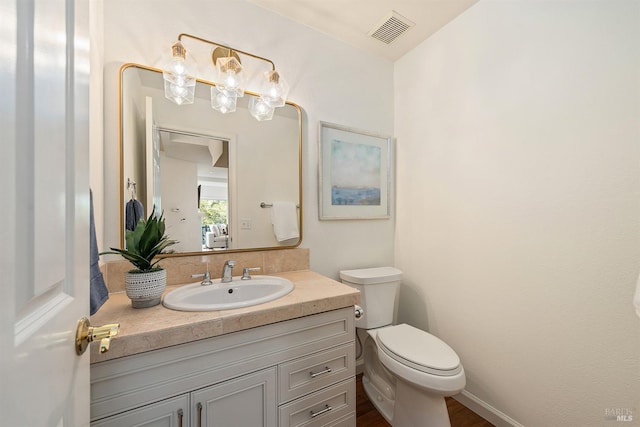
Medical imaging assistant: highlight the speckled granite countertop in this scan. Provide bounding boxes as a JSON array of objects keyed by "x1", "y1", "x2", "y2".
[{"x1": 89, "y1": 270, "x2": 359, "y2": 364}]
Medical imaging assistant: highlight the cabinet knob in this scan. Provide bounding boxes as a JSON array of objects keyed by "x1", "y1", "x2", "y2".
[{"x1": 354, "y1": 305, "x2": 364, "y2": 319}]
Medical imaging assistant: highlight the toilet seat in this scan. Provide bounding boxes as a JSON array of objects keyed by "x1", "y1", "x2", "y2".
[{"x1": 376, "y1": 324, "x2": 462, "y2": 377}]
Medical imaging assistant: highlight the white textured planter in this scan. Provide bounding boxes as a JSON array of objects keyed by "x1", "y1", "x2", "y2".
[{"x1": 125, "y1": 269, "x2": 166, "y2": 308}]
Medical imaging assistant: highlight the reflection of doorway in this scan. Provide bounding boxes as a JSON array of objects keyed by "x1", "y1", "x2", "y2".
[{"x1": 156, "y1": 127, "x2": 232, "y2": 252}]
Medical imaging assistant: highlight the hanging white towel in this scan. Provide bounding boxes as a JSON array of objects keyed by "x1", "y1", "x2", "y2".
[
  {"x1": 634, "y1": 272, "x2": 640, "y2": 318},
  {"x1": 271, "y1": 201, "x2": 299, "y2": 242}
]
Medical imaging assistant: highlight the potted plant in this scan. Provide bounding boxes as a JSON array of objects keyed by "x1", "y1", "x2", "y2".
[{"x1": 102, "y1": 207, "x2": 177, "y2": 308}]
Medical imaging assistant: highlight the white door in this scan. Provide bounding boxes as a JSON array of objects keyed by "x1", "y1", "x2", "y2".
[
  {"x1": 0, "y1": 0, "x2": 91, "y2": 425},
  {"x1": 145, "y1": 96, "x2": 162, "y2": 215}
]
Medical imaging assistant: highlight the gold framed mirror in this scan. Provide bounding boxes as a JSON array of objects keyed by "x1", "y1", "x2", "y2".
[{"x1": 119, "y1": 63, "x2": 302, "y2": 256}]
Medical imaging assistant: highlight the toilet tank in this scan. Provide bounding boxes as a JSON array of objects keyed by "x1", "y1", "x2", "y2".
[{"x1": 340, "y1": 267, "x2": 402, "y2": 329}]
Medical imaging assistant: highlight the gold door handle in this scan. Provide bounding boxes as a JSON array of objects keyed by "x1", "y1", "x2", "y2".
[{"x1": 75, "y1": 317, "x2": 120, "y2": 355}]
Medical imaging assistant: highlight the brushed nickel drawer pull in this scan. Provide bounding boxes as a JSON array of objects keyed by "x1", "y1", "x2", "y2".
[
  {"x1": 177, "y1": 409, "x2": 183, "y2": 427},
  {"x1": 309, "y1": 366, "x2": 332, "y2": 378},
  {"x1": 310, "y1": 404, "x2": 333, "y2": 418},
  {"x1": 197, "y1": 402, "x2": 203, "y2": 427}
]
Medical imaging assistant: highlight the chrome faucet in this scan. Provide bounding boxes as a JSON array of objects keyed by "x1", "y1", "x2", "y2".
[{"x1": 221, "y1": 260, "x2": 236, "y2": 283}]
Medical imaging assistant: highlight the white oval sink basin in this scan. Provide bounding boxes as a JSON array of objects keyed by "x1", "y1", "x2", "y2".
[{"x1": 162, "y1": 276, "x2": 294, "y2": 312}]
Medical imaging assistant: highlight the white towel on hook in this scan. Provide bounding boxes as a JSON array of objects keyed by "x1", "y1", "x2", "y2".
[{"x1": 271, "y1": 201, "x2": 299, "y2": 242}]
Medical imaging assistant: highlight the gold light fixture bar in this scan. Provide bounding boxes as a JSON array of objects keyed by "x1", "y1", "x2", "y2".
[{"x1": 177, "y1": 33, "x2": 276, "y2": 70}]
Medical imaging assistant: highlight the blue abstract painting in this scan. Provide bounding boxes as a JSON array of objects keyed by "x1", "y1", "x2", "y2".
[{"x1": 331, "y1": 139, "x2": 381, "y2": 206}]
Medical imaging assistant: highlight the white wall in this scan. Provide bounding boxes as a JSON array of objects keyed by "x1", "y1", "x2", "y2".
[
  {"x1": 98, "y1": 0, "x2": 395, "y2": 278},
  {"x1": 394, "y1": 1, "x2": 640, "y2": 426}
]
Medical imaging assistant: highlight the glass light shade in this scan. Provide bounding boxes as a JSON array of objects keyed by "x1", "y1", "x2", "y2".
[
  {"x1": 259, "y1": 70, "x2": 289, "y2": 108},
  {"x1": 163, "y1": 79, "x2": 196, "y2": 105},
  {"x1": 210, "y1": 87, "x2": 237, "y2": 114},
  {"x1": 162, "y1": 41, "x2": 197, "y2": 105},
  {"x1": 215, "y1": 56, "x2": 245, "y2": 98},
  {"x1": 249, "y1": 96, "x2": 275, "y2": 121}
]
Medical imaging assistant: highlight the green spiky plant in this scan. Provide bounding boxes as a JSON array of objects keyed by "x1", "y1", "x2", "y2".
[{"x1": 101, "y1": 207, "x2": 177, "y2": 272}]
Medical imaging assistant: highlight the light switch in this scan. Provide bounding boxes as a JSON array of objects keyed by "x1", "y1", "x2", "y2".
[{"x1": 240, "y1": 219, "x2": 252, "y2": 230}]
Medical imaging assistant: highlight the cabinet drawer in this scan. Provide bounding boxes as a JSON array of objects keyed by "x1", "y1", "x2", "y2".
[
  {"x1": 278, "y1": 378, "x2": 355, "y2": 427},
  {"x1": 279, "y1": 343, "x2": 355, "y2": 403}
]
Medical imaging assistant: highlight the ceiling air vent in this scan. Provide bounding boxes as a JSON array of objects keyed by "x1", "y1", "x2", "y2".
[{"x1": 368, "y1": 11, "x2": 415, "y2": 45}]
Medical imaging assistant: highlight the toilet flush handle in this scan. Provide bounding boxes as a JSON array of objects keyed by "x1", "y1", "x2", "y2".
[{"x1": 354, "y1": 305, "x2": 364, "y2": 320}]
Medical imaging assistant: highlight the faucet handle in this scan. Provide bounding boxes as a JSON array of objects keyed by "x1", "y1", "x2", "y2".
[
  {"x1": 192, "y1": 271, "x2": 212, "y2": 285},
  {"x1": 193, "y1": 262, "x2": 213, "y2": 285},
  {"x1": 201, "y1": 271, "x2": 212, "y2": 286},
  {"x1": 241, "y1": 267, "x2": 261, "y2": 280}
]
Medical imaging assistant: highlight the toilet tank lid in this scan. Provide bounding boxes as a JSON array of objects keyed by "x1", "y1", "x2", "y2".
[{"x1": 339, "y1": 267, "x2": 402, "y2": 284}]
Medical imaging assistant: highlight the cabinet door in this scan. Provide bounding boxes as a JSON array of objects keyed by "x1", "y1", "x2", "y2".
[
  {"x1": 192, "y1": 367, "x2": 277, "y2": 427},
  {"x1": 91, "y1": 395, "x2": 189, "y2": 427}
]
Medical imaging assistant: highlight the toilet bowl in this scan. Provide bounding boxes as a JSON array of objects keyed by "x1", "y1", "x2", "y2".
[{"x1": 340, "y1": 267, "x2": 466, "y2": 427}]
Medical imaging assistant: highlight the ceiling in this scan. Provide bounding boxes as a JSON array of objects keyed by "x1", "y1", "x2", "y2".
[{"x1": 248, "y1": 0, "x2": 479, "y2": 61}]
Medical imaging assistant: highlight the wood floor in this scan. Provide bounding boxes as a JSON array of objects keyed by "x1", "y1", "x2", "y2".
[{"x1": 356, "y1": 374, "x2": 494, "y2": 427}]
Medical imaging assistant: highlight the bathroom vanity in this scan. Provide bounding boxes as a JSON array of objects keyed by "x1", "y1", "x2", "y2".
[{"x1": 89, "y1": 270, "x2": 359, "y2": 427}]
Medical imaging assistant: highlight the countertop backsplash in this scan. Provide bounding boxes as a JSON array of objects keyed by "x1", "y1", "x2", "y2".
[{"x1": 100, "y1": 248, "x2": 310, "y2": 293}]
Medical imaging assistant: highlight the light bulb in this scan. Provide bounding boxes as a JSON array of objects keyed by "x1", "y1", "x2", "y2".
[
  {"x1": 215, "y1": 56, "x2": 244, "y2": 98},
  {"x1": 164, "y1": 79, "x2": 195, "y2": 105},
  {"x1": 259, "y1": 70, "x2": 289, "y2": 108},
  {"x1": 249, "y1": 96, "x2": 275, "y2": 121},
  {"x1": 224, "y1": 73, "x2": 238, "y2": 89},
  {"x1": 211, "y1": 86, "x2": 237, "y2": 114},
  {"x1": 171, "y1": 60, "x2": 186, "y2": 75}
]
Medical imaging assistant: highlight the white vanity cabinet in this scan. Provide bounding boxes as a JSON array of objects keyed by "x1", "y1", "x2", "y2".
[{"x1": 90, "y1": 307, "x2": 356, "y2": 427}]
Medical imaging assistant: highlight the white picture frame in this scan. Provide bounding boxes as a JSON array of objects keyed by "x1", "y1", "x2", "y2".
[{"x1": 318, "y1": 121, "x2": 392, "y2": 220}]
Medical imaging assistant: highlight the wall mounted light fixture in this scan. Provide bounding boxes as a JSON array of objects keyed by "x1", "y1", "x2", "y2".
[{"x1": 162, "y1": 33, "x2": 290, "y2": 121}]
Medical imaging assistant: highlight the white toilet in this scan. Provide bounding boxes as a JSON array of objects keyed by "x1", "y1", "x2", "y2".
[{"x1": 340, "y1": 267, "x2": 465, "y2": 427}]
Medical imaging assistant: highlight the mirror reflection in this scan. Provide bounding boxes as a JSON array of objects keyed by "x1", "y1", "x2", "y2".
[{"x1": 120, "y1": 64, "x2": 302, "y2": 255}]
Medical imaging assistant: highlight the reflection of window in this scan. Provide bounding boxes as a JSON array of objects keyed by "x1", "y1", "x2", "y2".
[
  {"x1": 201, "y1": 199, "x2": 229, "y2": 248},
  {"x1": 200, "y1": 199, "x2": 228, "y2": 242},
  {"x1": 200, "y1": 199, "x2": 228, "y2": 225}
]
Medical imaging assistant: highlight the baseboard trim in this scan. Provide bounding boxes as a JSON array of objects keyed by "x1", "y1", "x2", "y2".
[{"x1": 453, "y1": 390, "x2": 524, "y2": 427}]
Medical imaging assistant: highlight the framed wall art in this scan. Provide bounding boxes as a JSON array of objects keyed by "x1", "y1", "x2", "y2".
[{"x1": 318, "y1": 121, "x2": 392, "y2": 220}]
